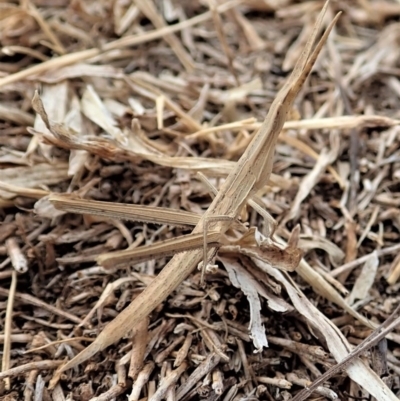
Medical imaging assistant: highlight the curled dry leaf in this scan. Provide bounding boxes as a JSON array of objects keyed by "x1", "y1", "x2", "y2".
[
  {"x1": 30, "y1": 91, "x2": 238, "y2": 176},
  {"x1": 222, "y1": 257, "x2": 269, "y2": 351},
  {"x1": 0, "y1": 164, "x2": 68, "y2": 200},
  {"x1": 34, "y1": 196, "x2": 66, "y2": 219}
]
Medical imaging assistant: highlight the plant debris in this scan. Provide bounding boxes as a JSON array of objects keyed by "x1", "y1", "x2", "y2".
[{"x1": 1, "y1": 1, "x2": 400, "y2": 400}]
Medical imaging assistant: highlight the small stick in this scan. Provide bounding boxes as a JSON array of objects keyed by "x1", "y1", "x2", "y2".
[
  {"x1": 90, "y1": 383, "x2": 128, "y2": 401},
  {"x1": 0, "y1": 360, "x2": 64, "y2": 380},
  {"x1": 128, "y1": 317, "x2": 149, "y2": 380},
  {"x1": 128, "y1": 362, "x2": 155, "y2": 401},
  {"x1": 207, "y1": 0, "x2": 240, "y2": 85},
  {"x1": 6, "y1": 238, "x2": 28, "y2": 273},
  {"x1": 176, "y1": 353, "x2": 221, "y2": 401},
  {"x1": 256, "y1": 376, "x2": 292, "y2": 389},
  {"x1": 23, "y1": 369, "x2": 38, "y2": 401},
  {"x1": 155, "y1": 336, "x2": 185, "y2": 364},
  {"x1": 1, "y1": 270, "x2": 17, "y2": 390},
  {"x1": 117, "y1": 362, "x2": 127, "y2": 387},
  {"x1": 0, "y1": 287, "x2": 83, "y2": 325},
  {"x1": 211, "y1": 369, "x2": 224, "y2": 395},
  {"x1": 287, "y1": 373, "x2": 337, "y2": 399},
  {"x1": 330, "y1": 244, "x2": 400, "y2": 278},
  {"x1": 0, "y1": 333, "x2": 33, "y2": 344},
  {"x1": 174, "y1": 334, "x2": 193, "y2": 368},
  {"x1": 237, "y1": 338, "x2": 253, "y2": 393},
  {"x1": 149, "y1": 362, "x2": 188, "y2": 401}
]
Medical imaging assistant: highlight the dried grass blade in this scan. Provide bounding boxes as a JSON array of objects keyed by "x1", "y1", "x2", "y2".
[
  {"x1": 0, "y1": 182, "x2": 48, "y2": 199},
  {"x1": 0, "y1": 1, "x2": 239, "y2": 88},
  {"x1": 296, "y1": 258, "x2": 372, "y2": 327},
  {"x1": 280, "y1": 133, "x2": 344, "y2": 188},
  {"x1": 284, "y1": 131, "x2": 341, "y2": 222},
  {"x1": 0, "y1": 163, "x2": 68, "y2": 200},
  {"x1": 135, "y1": 0, "x2": 195, "y2": 72}
]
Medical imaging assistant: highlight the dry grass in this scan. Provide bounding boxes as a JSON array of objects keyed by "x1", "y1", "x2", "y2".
[{"x1": 1, "y1": 1, "x2": 400, "y2": 400}]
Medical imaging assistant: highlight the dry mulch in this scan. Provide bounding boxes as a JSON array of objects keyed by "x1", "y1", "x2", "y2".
[{"x1": 1, "y1": 1, "x2": 400, "y2": 400}]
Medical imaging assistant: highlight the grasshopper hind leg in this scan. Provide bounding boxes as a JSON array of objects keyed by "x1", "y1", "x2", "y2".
[{"x1": 199, "y1": 215, "x2": 232, "y2": 285}]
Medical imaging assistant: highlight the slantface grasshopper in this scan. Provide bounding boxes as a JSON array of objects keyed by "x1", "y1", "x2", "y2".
[
  {"x1": 43, "y1": 1, "x2": 344, "y2": 371},
  {"x1": 49, "y1": 195, "x2": 301, "y2": 272}
]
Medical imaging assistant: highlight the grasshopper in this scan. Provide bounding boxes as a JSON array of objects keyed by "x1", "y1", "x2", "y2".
[
  {"x1": 45, "y1": 2, "x2": 345, "y2": 371},
  {"x1": 49, "y1": 195, "x2": 301, "y2": 272}
]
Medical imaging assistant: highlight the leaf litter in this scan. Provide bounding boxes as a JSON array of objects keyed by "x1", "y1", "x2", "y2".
[{"x1": 1, "y1": 1, "x2": 400, "y2": 400}]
